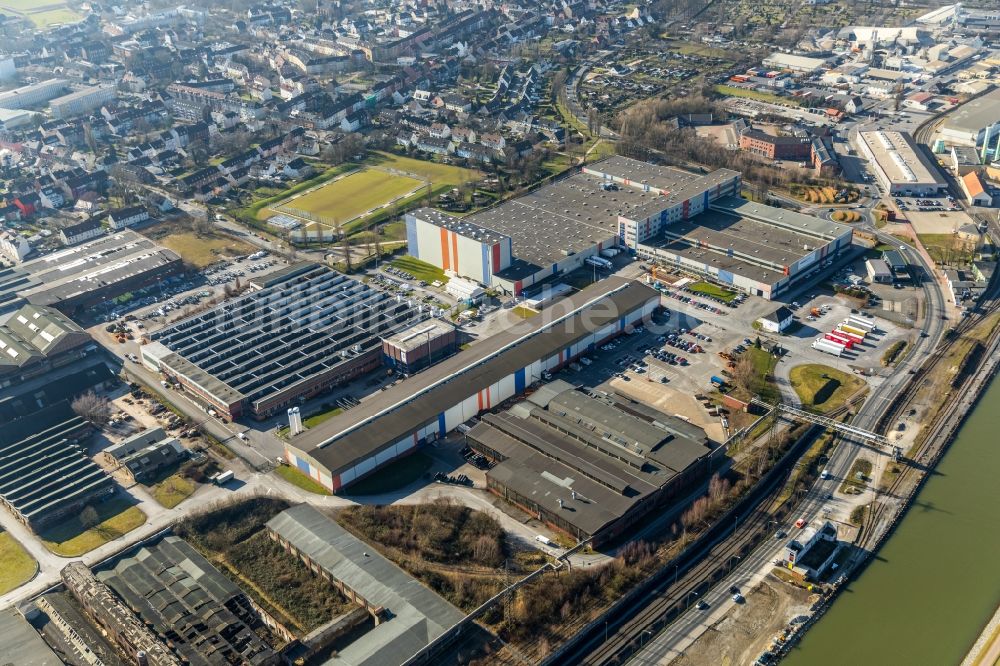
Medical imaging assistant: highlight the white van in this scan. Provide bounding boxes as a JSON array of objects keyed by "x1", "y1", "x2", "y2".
[{"x1": 820, "y1": 469, "x2": 830, "y2": 480}]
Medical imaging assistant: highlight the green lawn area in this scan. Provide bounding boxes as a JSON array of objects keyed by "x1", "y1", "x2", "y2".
[
  {"x1": 714, "y1": 84, "x2": 801, "y2": 107},
  {"x1": 0, "y1": 531, "x2": 36, "y2": 594},
  {"x1": 917, "y1": 233, "x2": 973, "y2": 265},
  {"x1": 150, "y1": 474, "x2": 197, "y2": 509},
  {"x1": 688, "y1": 281, "x2": 738, "y2": 303},
  {"x1": 274, "y1": 465, "x2": 331, "y2": 495},
  {"x1": 513, "y1": 305, "x2": 539, "y2": 319},
  {"x1": 745, "y1": 346, "x2": 780, "y2": 402},
  {"x1": 0, "y1": 0, "x2": 81, "y2": 26},
  {"x1": 343, "y1": 452, "x2": 433, "y2": 496},
  {"x1": 367, "y1": 151, "x2": 480, "y2": 187},
  {"x1": 27, "y1": 7, "x2": 80, "y2": 25},
  {"x1": 391, "y1": 255, "x2": 448, "y2": 284},
  {"x1": 304, "y1": 406, "x2": 343, "y2": 428},
  {"x1": 39, "y1": 499, "x2": 147, "y2": 557},
  {"x1": 788, "y1": 364, "x2": 867, "y2": 413},
  {"x1": 285, "y1": 169, "x2": 425, "y2": 223}
]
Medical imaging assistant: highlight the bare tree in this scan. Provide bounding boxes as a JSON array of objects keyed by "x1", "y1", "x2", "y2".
[
  {"x1": 731, "y1": 355, "x2": 756, "y2": 395},
  {"x1": 72, "y1": 390, "x2": 111, "y2": 426},
  {"x1": 80, "y1": 505, "x2": 100, "y2": 529}
]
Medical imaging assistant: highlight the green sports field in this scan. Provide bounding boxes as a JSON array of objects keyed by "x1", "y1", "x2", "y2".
[
  {"x1": 283, "y1": 169, "x2": 425, "y2": 223},
  {"x1": 0, "y1": 0, "x2": 82, "y2": 26}
]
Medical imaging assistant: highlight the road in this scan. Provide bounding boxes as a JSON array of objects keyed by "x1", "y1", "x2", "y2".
[{"x1": 622, "y1": 233, "x2": 946, "y2": 665}]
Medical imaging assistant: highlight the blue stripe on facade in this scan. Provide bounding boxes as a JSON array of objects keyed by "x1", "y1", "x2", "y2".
[
  {"x1": 405, "y1": 215, "x2": 419, "y2": 258},
  {"x1": 296, "y1": 457, "x2": 310, "y2": 473},
  {"x1": 551, "y1": 262, "x2": 559, "y2": 275},
  {"x1": 438, "y1": 412, "x2": 446, "y2": 436},
  {"x1": 719, "y1": 270, "x2": 734, "y2": 284},
  {"x1": 703, "y1": 191, "x2": 709, "y2": 208},
  {"x1": 482, "y1": 243, "x2": 490, "y2": 284},
  {"x1": 515, "y1": 368, "x2": 526, "y2": 393}
]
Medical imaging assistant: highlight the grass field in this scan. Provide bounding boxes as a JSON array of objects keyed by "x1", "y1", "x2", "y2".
[
  {"x1": 274, "y1": 465, "x2": 331, "y2": 495},
  {"x1": 40, "y1": 499, "x2": 147, "y2": 557},
  {"x1": 789, "y1": 364, "x2": 866, "y2": 412},
  {"x1": 390, "y1": 255, "x2": 448, "y2": 284},
  {"x1": 145, "y1": 220, "x2": 256, "y2": 268},
  {"x1": 714, "y1": 84, "x2": 801, "y2": 107},
  {"x1": 368, "y1": 151, "x2": 479, "y2": 186},
  {"x1": 688, "y1": 281, "x2": 738, "y2": 303},
  {"x1": 150, "y1": 474, "x2": 197, "y2": 509},
  {"x1": 286, "y1": 169, "x2": 425, "y2": 223},
  {"x1": 0, "y1": 531, "x2": 36, "y2": 594},
  {"x1": 0, "y1": 0, "x2": 81, "y2": 26}
]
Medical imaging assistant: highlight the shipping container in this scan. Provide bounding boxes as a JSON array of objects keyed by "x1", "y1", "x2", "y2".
[
  {"x1": 825, "y1": 332, "x2": 854, "y2": 349},
  {"x1": 710, "y1": 375, "x2": 727, "y2": 388},
  {"x1": 812, "y1": 339, "x2": 844, "y2": 357},
  {"x1": 835, "y1": 328, "x2": 865, "y2": 345},
  {"x1": 847, "y1": 315, "x2": 876, "y2": 332},
  {"x1": 839, "y1": 323, "x2": 867, "y2": 338}
]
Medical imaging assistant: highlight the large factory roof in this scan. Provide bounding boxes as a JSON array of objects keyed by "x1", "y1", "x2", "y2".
[
  {"x1": 408, "y1": 207, "x2": 509, "y2": 244},
  {"x1": 471, "y1": 388, "x2": 714, "y2": 537},
  {"x1": 292, "y1": 278, "x2": 658, "y2": 475},
  {"x1": 11, "y1": 230, "x2": 181, "y2": 307},
  {"x1": 267, "y1": 504, "x2": 465, "y2": 666},
  {"x1": 860, "y1": 130, "x2": 945, "y2": 186},
  {"x1": 465, "y1": 171, "x2": 655, "y2": 267},
  {"x1": 150, "y1": 265, "x2": 424, "y2": 411},
  {"x1": 941, "y1": 87, "x2": 1000, "y2": 134},
  {"x1": 710, "y1": 196, "x2": 850, "y2": 241},
  {"x1": 98, "y1": 536, "x2": 276, "y2": 666},
  {"x1": 0, "y1": 415, "x2": 110, "y2": 525},
  {"x1": 583, "y1": 155, "x2": 740, "y2": 205},
  {"x1": 0, "y1": 609, "x2": 62, "y2": 666},
  {"x1": 381, "y1": 319, "x2": 456, "y2": 353}
]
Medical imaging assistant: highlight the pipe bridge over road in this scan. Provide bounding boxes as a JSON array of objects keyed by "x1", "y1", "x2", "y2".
[{"x1": 751, "y1": 398, "x2": 890, "y2": 447}]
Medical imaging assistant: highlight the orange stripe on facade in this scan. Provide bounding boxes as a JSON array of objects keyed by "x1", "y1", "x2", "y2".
[
  {"x1": 486, "y1": 386, "x2": 491, "y2": 409},
  {"x1": 440, "y1": 228, "x2": 450, "y2": 271},
  {"x1": 477, "y1": 391, "x2": 483, "y2": 411},
  {"x1": 451, "y1": 231, "x2": 459, "y2": 272}
]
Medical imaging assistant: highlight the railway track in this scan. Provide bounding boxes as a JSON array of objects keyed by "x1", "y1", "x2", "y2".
[
  {"x1": 860, "y1": 281, "x2": 1000, "y2": 549},
  {"x1": 550, "y1": 420, "x2": 823, "y2": 666}
]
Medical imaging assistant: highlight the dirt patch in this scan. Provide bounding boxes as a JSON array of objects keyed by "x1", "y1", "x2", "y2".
[
  {"x1": 669, "y1": 580, "x2": 814, "y2": 666},
  {"x1": 609, "y1": 376, "x2": 725, "y2": 442}
]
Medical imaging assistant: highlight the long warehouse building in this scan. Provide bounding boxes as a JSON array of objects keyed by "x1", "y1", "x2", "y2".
[
  {"x1": 284, "y1": 277, "x2": 660, "y2": 493},
  {"x1": 858, "y1": 130, "x2": 947, "y2": 195},
  {"x1": 143, "y1": 263, "x2": 426, "y2": 419},
  {"x1": 406, "y1": 155, "x2": 849, "y2": 300}
]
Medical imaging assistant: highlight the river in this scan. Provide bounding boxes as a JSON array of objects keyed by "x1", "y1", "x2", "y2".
[{"x1": 784, "y1": 376, "x2": 1000, "y2": 666}]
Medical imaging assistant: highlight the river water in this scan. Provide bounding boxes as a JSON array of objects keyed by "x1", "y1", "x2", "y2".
[{"x1": 784, "y1": 376, "x2": 1000, "y2": 666}]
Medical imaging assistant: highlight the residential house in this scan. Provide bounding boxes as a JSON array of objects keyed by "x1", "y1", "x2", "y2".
[
  {"x1": 60, "y1": 219, "x2": 104, "y2": 245},
  {"x1": 0, "y1": 231, "x2": 31, "y2": 263},
  {"x1": 757, "y1": 306, "x2": 794, "y2": 333},
  {"x1": 107, "y1": 206, "x2": 150, "y2": 230}
]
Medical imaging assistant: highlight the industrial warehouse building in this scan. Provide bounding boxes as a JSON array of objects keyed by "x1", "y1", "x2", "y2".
[
  {"x1": 939, "y1": 88, "x2": 1000, "y2": 147},
  {"x1": 97, "y1": 537, "x2": 280, "y2": 666},
  {"x1": 858, "y1": 130, "x2": 947, "y2": 195},
  {"x1": 637, "y1": 197, "x2": 853, "y2": 299},
  {"x1": 406, "y1": 156, "x2": 741, "y2": 295},
  {"x1": 381, "y1": 319, "x2": 457, "y2": 375},
  {"x1": 284, "y1": 278, "x2": 660, "y2": 493},
  {"x1": 142, "y1": 263, "x2": 427, "y2": 419},
  {"x1": 0, "y1": 231, "x2": 183, "y2": 316},
  {"x1": 406, "y1": 156, "x2": 846, "y2": 300},
  {"x1": 0, "y1": 303, "x2": 93, "y2": 389},
  {"x1": 0, "y1": 413, "x2": 113, "y2": 527},
  {"x1": 467, "y1": 382, "x2": 720, "y2": 546},
  {"x1": 268, "y1": 504, "x2": 466, "y2": 666},
  {"x1": 100, "y1": 427, "x2": 186, "y2": 484}
]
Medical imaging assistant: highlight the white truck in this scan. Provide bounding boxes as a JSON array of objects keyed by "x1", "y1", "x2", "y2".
[{"x1": 213, "y1": 470, "x2": 235, "y2": 485}]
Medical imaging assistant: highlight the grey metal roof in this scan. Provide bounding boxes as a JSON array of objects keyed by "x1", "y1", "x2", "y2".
[
  {"x1": 99, "y1": 536, "x2": 276, "y2": 666},
  {"x1": 0, "y1": 608, "x2": 62, "y2": 666},
  {"x1": 292, "y1": 278, "x2": 658, "y2": 476},
  {"x1": 266, "y1": 504, "x2": 465, "y2": 666},
  {"x1": 942, "y1": 87, "x2": 1000, "y2": 134},
  {"x1": 469, "y1": 386, "x2": 715, "y2": 538}
]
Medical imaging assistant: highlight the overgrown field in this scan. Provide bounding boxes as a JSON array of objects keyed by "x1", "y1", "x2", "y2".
[{"x1": 176, "y1": 497, "x2": 351, "y2": 634}]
